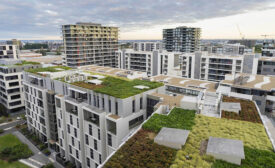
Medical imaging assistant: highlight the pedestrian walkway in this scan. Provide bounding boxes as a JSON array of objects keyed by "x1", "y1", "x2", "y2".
[{"x1": 13, "y1": 131, "x2": 64, "y2": 168}]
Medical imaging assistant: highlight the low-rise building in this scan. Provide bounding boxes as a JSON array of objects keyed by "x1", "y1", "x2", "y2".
[{"x1": 0, "y1": 59, "x2": 41, "y2": 113}]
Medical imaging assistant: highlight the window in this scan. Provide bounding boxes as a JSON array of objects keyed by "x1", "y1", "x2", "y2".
[
  {"x1": 76, "y1": 150, "x2": 79, "y2": 159},
  {"x1": 60, "y1": 138, "x2": 63, "y2": 147},
  {"x1": 77, "y1": 118, "x2": 79, "y2": 128},
  {"x1": 107, "y1": 134, "x2": 112, "y2": 146},
  {"x1": 90, "y1": 148, "x2": 94, "y2": 159},
  {"x1": 109, "y1": 100, "x2": 111, "y2": 112},
  {"x1": 89, "y1": 124, "x2": 92, "y2": 136},
  {"x1": 72, "y1": 137, "x2": 75, "y2": 146},
  {"x1": 74, "y1": 128, "x2": 77, "y2": 138},
  {"x1": 98, "y1": 129, "x2": 100, "y2": 140},
  {"x1": 78, "y1": 141, "x2": 81, "y2": 150},
  {"x1": 132, "y1": 100, "x2": 135, "y2": 113},
  {"x1": 140, "y1": 97, "x2": 143, "y2": 109},
  {"x1": 115, "y1": 102, "x2": 118, "y2": 115},
  {"x1": 95, "y1": 163, "x2": 98, "y2": 168},
  {"x1": 67, "y1": 124, "x2": 70, "y2": 133},
  {"x1": 85, "y1": 134, "x2": 89, "y2": 145},
  {"x1": 58, "y1": 119, "x2": 61, "y2": 128},
  {"x1": 94, "y1": 139, "x2": 97, "y2": 150},
  {"x1": 87, "y1": 157, "x2": 90, "y2": 167},
  {"x1": 99, "y1": 154, "x2": 102, "y2": 164},
  {"x1": 129, "y1": 115, "x2": 144, "y2": 129},
  {"x1": 102, "y1": 98, "x2": 104, "y2": 109},
  {"x1": 70, "y1": 115, "x2": 73, "y2": 125},
  {"x1": 69, "y1": 145, "x2": 72, "y2": 154}
]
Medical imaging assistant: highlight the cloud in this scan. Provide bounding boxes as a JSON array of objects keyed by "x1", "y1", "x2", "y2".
[{"x1": 0, "y1": 0, "x2": 274, "y2": 39}]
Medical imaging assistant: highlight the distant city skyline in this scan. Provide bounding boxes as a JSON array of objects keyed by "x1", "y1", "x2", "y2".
[{"x1": 1, "y1": 0, "x2": 275, "y2": 40}]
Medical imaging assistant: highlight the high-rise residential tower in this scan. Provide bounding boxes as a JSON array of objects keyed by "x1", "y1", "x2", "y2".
[
  {"x1": 163, "y1": 26, "x2": 201, "y2": 53},
  {"x1": 62, "y1": 22, "x2": 119, "y2": 67}
]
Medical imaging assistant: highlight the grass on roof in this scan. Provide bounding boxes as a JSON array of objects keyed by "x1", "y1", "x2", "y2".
[
  {"x1": 14, "y1": 60, "x2": 40, "y2": 66},
  {"x1": 222, "y1": 96, "x2": 262, "y2": 124},
  {"x1": 71, "y1": 76, "x2": 163, "y2": 99},
  {"x1": 106, "y1": 107, "x2": 274, "y2": 168},
  {"x1": 26, "y1": 66, "x2": 72, "y2": 75},
  {"x1": 104, "y1": 129, "x2": 177, "y2": 168},
  {"x1": 142, "y1": 108, "x2": 196, "y2": 133},
  {"x1": 171, "y1": 115, "x2": 273, "y2": 168}
]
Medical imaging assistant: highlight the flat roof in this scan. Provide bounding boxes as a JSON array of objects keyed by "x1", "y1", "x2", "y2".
[
  {"x1": 150, "y1": 75, "x2": 217, "y2": 92},
  {"x1": 78, "y1": 65, "x2": 145, "y2": 77},
  {"x1": 259, "y1": 57, "x2": 275, "y2": 61},
  {"x1": 221, "y1": 73, "x2": 275, "y2": 91},
  {"x1": 149, "y1": 92, "x2": 184, "y2": 108}
]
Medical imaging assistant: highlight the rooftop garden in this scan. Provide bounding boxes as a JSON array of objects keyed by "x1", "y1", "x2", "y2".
[
  {"x1": 222, "y1": 96, "x2": 262, "y2": 124},
  {"x1": 71, "y1": 76, "x2": 163, "y2": 99},
  {"x1": 105, "y1": 107, "x2": 274, "y2": 168},
  {"x1": 15, "y1": 60, "x2": 40, "y2": 66},
  {"x1": 26, "y1": 66, "x2": 72, "y2": 75}
]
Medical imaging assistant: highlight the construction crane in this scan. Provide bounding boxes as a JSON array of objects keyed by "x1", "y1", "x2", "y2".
[{"x1": 236, "y1": 24, "x2": 245, "y2": 41}]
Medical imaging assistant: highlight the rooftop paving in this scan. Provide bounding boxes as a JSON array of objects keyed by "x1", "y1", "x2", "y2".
[{"x1": 104, "y1": 106, "x2": 275, "y2": 168}]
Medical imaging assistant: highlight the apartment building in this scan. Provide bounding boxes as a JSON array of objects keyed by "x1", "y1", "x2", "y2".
[
  {"x1": 23, "y1": 65, "x2": 163, "y2": 168},
  {"x1": 0, "y1": 44, "x2": 19, "y2": 59},
  {"x1": 218, "y1": 73, "x2": 275, "y2": 114},
  {"x1": 262, "y1": 41, "x2": 275, "y2": 57},
  {"x1": 62, "y1": 22, "x2": 119, "y2": 67},
  {"x1": 163, "y1": 26, "x2": 201, "y2": 53},
  {"x1": 200, "y1": 43, "x2": 252, "y2": 55},
  {"x1": 0, "y1": 59, "x2": 41, "y2": 113},
  {"x1": 133, "y1": 42, "x2": 162, "y2": 51},
  {"x1": 116, "y1": 49, "x2": 181, "y2": 76},
  {"x1": 180, "y1": 52, "x2": 256, "y2": 82},
  {"x1": 254, "y1": 57, "x2": 275, "y2": 75}
]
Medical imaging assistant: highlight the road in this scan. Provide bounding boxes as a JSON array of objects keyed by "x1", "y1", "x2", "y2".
[{"x1": 0, "y1": 120, "x2": 25, "y2": 135}]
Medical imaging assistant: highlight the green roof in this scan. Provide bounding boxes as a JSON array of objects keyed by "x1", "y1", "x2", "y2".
[
  {"x1": 25, "y1": 66, "x2": 72, "y2": 75},
  {"x1": 71, "y1": 76, "x2": 163, "y2": 99},
  {"x1": 105, "y1": 107, "x2": 274, "y2": 168},
  {"x1": 0, "y1": 60, "x2": 40, "y2": 67}
]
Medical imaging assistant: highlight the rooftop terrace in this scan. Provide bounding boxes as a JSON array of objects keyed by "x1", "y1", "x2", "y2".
[
  {"x1": 104, "y1": 105, "x2": 275, "y2": 168},
  {"x1": 221, "y1": 73, "x2": 275, "y2": 91},
  {"x1": 150, "y1": 75, "x2": 218, "y2": 92}
]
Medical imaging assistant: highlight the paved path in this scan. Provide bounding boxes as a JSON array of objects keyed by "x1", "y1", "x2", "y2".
[{"x1": 13, "y1": 131, "x2": 64, "y2": 168}]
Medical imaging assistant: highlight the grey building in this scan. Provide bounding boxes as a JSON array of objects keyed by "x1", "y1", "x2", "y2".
[
  {"x1": 256, "y1": 57, "x2": 275, "y2": 75},
  {"x1": 62, "y1": 22, "x2": 119, "y2": 67},
  {"x1": 163, "y1": 26, "x2": 201, "y2": 53}
]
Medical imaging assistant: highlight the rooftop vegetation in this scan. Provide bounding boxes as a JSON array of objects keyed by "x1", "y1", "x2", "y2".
[
  {"x1": 104, "y1": 129, "x2": 177, "y2": 168},
  {"x1": 106, "y1": 107, "x2": 274, "y2": 168},
  {"x1": 71, "y1": 76, "x2": 163, "y2": 99},
  {"x1": 15, "y1": 60, "x2": 40, "y2": 66},
  {"x1": 26, "y1": 66, "x2": 72, "y2": 75},
  {"x1": 222, "y1": 96, "x2": 262, "y2": 124},
  {"x1": 142, "y1": 108, "x2": 196, "y2": 132}
]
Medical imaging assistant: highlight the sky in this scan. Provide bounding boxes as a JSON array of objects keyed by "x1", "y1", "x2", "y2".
[{"x1": 1, "y1": 0, "x2": 275, "y2": 40}]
